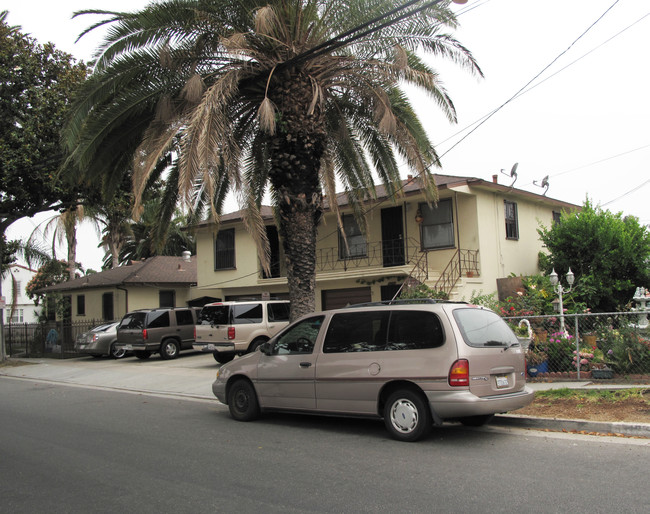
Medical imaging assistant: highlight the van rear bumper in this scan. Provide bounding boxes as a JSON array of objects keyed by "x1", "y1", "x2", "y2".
[
  {"x1": 193, "y1": 342, "x2": 235, "y2": 353},
  {"x1": 426, "y1": 387, "x2": 534, "y2": 420}
]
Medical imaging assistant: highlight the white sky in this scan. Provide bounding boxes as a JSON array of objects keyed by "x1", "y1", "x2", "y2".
[{"x1": 4, "y1": 0, "x2": 650, "y2": 271}]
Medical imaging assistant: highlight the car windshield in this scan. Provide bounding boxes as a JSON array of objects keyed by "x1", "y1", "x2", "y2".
[{"x1": 453, "y1": 308, "x2": 518, "y2": 348}]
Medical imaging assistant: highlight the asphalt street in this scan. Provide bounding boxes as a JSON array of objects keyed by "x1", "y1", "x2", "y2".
[{"x1": 1, "y1": 378, "x2": 648, "y2": 514}]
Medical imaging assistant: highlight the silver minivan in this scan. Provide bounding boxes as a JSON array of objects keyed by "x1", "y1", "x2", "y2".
[{"x1": 212, "y1": 300, "x2": 534, "y2": 442}]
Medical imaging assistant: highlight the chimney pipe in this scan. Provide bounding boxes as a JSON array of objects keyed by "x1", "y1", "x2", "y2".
[{"x1": 492, "y1": 174, "x2": 498, "y2": 184}]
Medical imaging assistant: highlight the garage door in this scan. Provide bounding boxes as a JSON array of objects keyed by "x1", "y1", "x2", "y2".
[{"x1": 321, "y1": 287, "x2": 371, "y2": 311}]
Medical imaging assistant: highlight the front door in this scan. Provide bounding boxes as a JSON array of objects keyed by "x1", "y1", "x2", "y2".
[{"x1": 381, "y1": 207, "x2": 405, "y2": 266}]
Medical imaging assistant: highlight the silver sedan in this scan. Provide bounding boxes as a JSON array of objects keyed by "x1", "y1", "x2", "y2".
[{"x1": 74, "y1": 322, "x2": 125, "y2": 359}]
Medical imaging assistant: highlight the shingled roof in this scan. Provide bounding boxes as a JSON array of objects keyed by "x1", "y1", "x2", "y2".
[
  {"x1": 196, "y1": 173, "x2": 577, "y2": 227},
  {"x1": 36, "y1": 255, "x2": 197, "y2": 293}
]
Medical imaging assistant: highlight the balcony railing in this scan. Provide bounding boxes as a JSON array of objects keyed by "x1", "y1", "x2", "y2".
[
  {"x1": 315, "y1": 238, "x2": 423, "y2": 274},
  {"x1": 260, "y1": 237, "x2": 480, "y2": 290}
]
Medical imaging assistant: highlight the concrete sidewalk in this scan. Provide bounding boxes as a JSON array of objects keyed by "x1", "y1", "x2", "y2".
[{"x1": 2, "y1": 354, "x2": 649, "y2": 437}]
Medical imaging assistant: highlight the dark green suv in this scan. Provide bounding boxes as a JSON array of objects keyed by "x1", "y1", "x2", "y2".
[{"x1": 116, "y1": 307, "x2": 200, "y2": 360}]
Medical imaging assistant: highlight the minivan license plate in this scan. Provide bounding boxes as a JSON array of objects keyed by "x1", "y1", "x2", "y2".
[{"x1": 496, "y1": 375, "x2": 509, "y2": 388}]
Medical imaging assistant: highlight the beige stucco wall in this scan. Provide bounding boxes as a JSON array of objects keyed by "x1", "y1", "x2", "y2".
[
  {"x1": 65, "y1": 284, "x2": 193, "y2": 323},
  {"x1": 194, "y1": 185, "x2": 574, "y2": 306}
]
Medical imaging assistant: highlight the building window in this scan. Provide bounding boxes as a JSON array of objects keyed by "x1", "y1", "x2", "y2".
[
  {"x1": 159, "y1": 290, "x2": 175, "y2": 308},
  {"x1": 339, "y1": 215, "x2": 367, "y2": 259},
  {"x1": 420, "y1": 198, "x2": 454, "y2": 249},
  {"x1": 504, "y1": 200, "x2": 519, "y2": 240},
  {"x1": 552, "y1": 211, "x2": 562, "y2": 225},
  {"x1": 215, "y1": 228, "x2": 235, "y2": 270},
  {"x1": 77, "y1": 295, "x2": 86, "y2": 316},
  {"x1": 7, "y1": 309, "x2": 24, "y2": 323},
  {"x1": 102, "y1": 292, "x2": 114, "y2": 321}
]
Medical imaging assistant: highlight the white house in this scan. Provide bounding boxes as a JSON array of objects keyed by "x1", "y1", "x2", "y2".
[{"x1": 2, "y1": 264, "x2": 40, "y2": 324}]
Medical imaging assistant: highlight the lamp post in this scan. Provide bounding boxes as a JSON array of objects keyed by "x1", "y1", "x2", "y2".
[{"x1": 549, "y1": 268, "x2": 574, "y2": 334}]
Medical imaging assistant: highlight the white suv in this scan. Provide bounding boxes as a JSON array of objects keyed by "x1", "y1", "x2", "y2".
[{"x1": 194, "y1": 300, "x2": 290, "y2": 364}]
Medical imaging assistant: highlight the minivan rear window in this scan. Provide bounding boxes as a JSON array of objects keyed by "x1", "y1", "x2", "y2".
[
  {"x1": 453, "y1": 308, "x2": 518, "y2": 348},
  {"x1": 323, "y1": 310, "x2": 444, "y2": 353}
]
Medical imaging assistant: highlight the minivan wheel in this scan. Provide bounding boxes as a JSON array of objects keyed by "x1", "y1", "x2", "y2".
[
  {"x1": 227, "y1": 379, "x2": 260, "y2": 421},
  {"x1": 160, "y1": 340, "x2": 180, "y2": 360},
  {"x1": 110, "y1": 342, "x2": 127, "y2": 359},
  {"x1": 384, "y1": 390, "x2": 432, "y2": 442},
  {"x1": 459, "y1": 414, "x2": 494, "y2": 427},
  {"x1": 213, "y1": 353, "x2": 234, "y2": 364},
  {"x1": 135, "y1": 350, "x2": 151, "y2": 360}
]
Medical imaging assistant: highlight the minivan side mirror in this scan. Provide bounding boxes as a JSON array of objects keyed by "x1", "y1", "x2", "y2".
[{"x1": 260, "y1": 341, "x2": 273, "y2": 355}]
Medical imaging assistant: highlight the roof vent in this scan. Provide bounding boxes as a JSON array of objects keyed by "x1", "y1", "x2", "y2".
[{"x1": 182, "y1": 251, "x2": 191, "y2": 262}]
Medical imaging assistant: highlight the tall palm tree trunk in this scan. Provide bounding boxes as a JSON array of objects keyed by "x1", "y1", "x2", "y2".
[{"x1": 268, "y1": 72, "x2": 327, "y2": 320}]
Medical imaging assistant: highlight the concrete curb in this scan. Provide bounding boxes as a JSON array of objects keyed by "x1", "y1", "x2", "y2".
[{"x1": 494, "y1": 414, "x2": 650, "y2": 438}]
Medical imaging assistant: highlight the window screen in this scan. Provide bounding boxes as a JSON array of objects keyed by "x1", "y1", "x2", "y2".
[
  {"x1": 420, "y1": 199, "x2": 454, "y2": 249},
  {"x1": 504, "y1": 200, "x2": 519, "y2": 240},
  {"x1": 339, "y1": 214, "x2": 367, "y2": 259},
  {"x1": 215, "y1": 229, "x2": 235, "y2": 270}
]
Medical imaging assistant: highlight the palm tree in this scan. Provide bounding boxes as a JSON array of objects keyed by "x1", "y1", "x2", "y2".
[
  {"x1": 64, "y1": 0, "x2": 481, "y2": 319},
  {"x1": 27, "y1": 206, "x2": 85, "y2": 280},
  {"x1": 114, "y1": 198, "x2": 196, "y2": 265}
]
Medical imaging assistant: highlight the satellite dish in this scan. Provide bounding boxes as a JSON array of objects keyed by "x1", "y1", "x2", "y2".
[
  {"x1": 533, "y1": 175, "x2": 550, "y2": 196},
  {"x1": 500, "y1": 162, "x2": 518, "y2": 187}
]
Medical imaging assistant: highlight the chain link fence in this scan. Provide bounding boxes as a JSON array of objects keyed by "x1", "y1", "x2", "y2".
[{"x1": 505, "y1": 312, "x2": 650, "y2": 381}]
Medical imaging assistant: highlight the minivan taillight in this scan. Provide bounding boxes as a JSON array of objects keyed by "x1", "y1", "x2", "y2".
[
  {"x1": 448, "y1": 359, "x2": 469, "y2": 387},
  {"x1": 143, "y1": 329, "x2": 148, "y2": 341},
  {"x1": 228, "y1": 326, "x2": 235, "y2": 340}
]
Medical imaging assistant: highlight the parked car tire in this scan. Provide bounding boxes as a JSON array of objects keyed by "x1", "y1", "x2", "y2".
[
  {"x1": 384, "y1": 389, "x2": 432, "y2": 442},
  {"x1": 110, "y1": 342, "x2": 127, "y2": 359},
  {"x1": 227, "y1": 379, "x2": 260, "y2": 421},
  {"x1": 213, "y1": 353, "x2": 234, "y2": 364},
  {"x1": 458, "y1": 414, "x2": 494, "y2": 427},
  {"x1": 247, "y1": 338, "x2": 267, "y2": 353},
  {"x1": 160, "y1": 339, "x2": 180, "y2": 360},
  {"x1": 135, "y1": 350, "x2": 152, "y2": 360}
]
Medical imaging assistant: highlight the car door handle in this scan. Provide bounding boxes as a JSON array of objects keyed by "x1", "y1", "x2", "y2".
[{"x1": 299, "y1": 362, "x2": 312, "y2": 368}]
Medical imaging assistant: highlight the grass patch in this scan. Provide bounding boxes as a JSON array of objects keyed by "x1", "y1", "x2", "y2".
[
  {"x1": 0, "y1": 359, "x2": 35, "y2": 368},
  {"x1": 535, "y1": 388, "x2": 649, "y2": 403}
]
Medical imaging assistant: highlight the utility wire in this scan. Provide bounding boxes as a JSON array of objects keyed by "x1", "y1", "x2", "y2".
[
  {"x1": 437, "y1": 0, "x2": 622, "y2": 160},
  {"x1": 436, "y1": 10, "x2": 650, "y2": 148}
]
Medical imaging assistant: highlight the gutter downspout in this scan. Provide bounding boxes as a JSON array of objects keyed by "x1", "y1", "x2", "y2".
[{"x1": 116, "y1": 285, "x2": 128, "y2": 316}]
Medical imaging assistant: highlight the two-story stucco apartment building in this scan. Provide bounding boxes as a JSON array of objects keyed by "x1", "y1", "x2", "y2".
[{"x1": 191, "y1": 173, "x2": 577, "y2": 310}]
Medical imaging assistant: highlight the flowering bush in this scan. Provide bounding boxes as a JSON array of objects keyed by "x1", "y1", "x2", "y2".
[
  {"x1": 598, "y1": 324, "x2": 650, "y2": 373},
  {"x1": 572, "y1": 348, "x2": 606, "y2": 371},
  {"x1": 546, "y1": 332, "x2": 576, "y2": 372}
]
